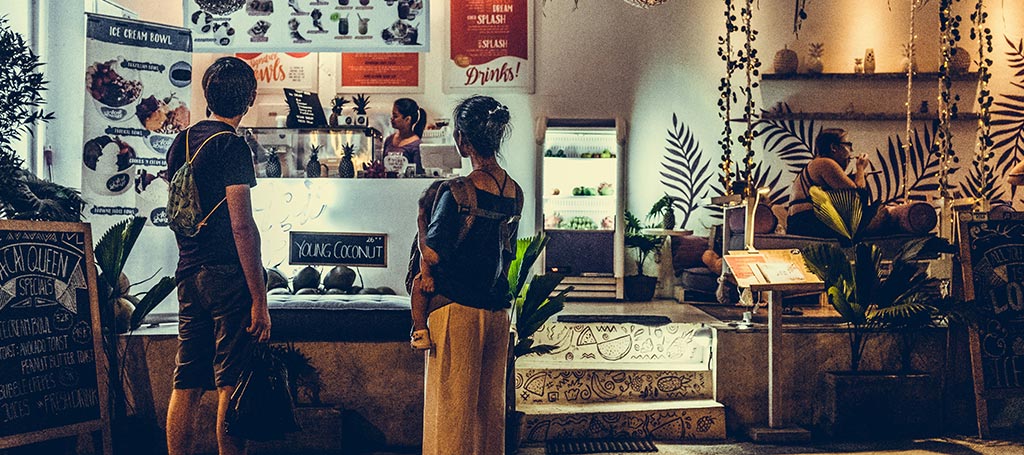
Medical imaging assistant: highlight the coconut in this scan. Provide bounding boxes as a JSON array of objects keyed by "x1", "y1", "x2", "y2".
[
  {"x1": 266, "y1": 268, "x2": 289, "y2": 291},
  {"x1": 325, "y1": 288, "x2": 346, "y2": 295},
  {"x1": 323, "y1": 265, "x2": 356, "y2": 291},
  {"x1": 292, "y1": 266, "x2": 321, "y2": 293},
  {"x1": 295, "y1": 288, "x2": 320, "y2": 295},
  {"x1": 376, "y1": 286, "x2": 396, "y2": 295},
  {"x1": 268, "y1": 288, "x2": 292, "y2": 296},
  {"x1": 114, "y1": 297, "x2": 136, "y2": 334},
  {"x1": 358, "y1": 287, "x2": 380, "y2": 294}
]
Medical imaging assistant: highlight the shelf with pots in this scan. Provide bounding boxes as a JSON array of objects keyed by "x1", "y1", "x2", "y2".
[{"x1": 762, "y1": 71, "x2": 978, "y2": 81}]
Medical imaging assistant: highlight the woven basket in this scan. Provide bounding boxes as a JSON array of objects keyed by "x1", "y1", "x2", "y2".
[{"x1": 774, "y1": 46, "x2": 799, "y2": 74}]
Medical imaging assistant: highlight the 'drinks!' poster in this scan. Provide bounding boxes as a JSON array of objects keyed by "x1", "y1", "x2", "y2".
[{"x1": 83, "y1": 14, "x2": 192, "y2": 227}]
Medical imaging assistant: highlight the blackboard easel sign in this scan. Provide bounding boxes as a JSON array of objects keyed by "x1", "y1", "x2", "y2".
[
  {"x1": 958, "y1": 211, "x2": 1024, "y2": 437},
  {"x1": 289, "y1": 231, "x2": 388, "y2": 267},
  {"x1": 0, "y1": 221, "x2": 110, "y2": 453}
]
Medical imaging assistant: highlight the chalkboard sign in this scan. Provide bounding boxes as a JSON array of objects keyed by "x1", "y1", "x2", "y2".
[
  {"x1": 0, "y1": 221, "x2": 110, "y2": 452},
  {"x1": 958, "y1": 211, "x2": 1024, "y2": 437},
  {"x1": 283, "y1": 88, "x2": 327, "y2": 128},
  {"x1": 290, "y1": 231, "x2": 388, "y2": 267}
]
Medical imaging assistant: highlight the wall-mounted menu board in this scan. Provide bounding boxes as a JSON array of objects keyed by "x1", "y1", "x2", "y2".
[
  {"x1": 185, "y1": 0, "x2": 429, "y2": 53},
  {"x1": 958, "y1": 211, "x2": 1024, "y2": 437},
  {"x1": 0, "y1": 221, "x2": 110, "y2": 453}
]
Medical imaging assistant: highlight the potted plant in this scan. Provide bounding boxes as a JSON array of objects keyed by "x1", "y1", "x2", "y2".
[
  {"x1": 647, "y1": 193, "x2": 678, "y2": 230},
  {"x1": 351, "y1": 93, "x2": 370, "y2": 126},
  {"x1": 624, "y1": 210, "x2": 663, "y2": 301},
  {"x1": 0, "y1": 17, "x2": 84, "y2": 222},
  {"x1": 505, "y1": 232, "x2": 572, "y2": 453},
  {"x1": 800, "y1": 186, "x2": 955, "y2": 439}
]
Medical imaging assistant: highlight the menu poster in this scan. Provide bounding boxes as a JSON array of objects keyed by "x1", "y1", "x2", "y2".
[
  {"x1": 446, "y1": 0, "x2": 534, "y2": 93},
  {"x1": 283, "y1": 89, "x2": 329, "y2": 127},
  {"x1": 237, "y1": 52, "x2": 318, "y2": 92},
  {"x1": 341, "y1": 53, "x2": 421, "y2": 91},
  {"x1": 0, "y1": 221, "x2": 109, "y2": 451},
  {"x1": 83, "y1": 14, "x2": 192, "y2": 227},
  {"x1": 185, "y1": 0, "x2": 429, "y2": 53}
]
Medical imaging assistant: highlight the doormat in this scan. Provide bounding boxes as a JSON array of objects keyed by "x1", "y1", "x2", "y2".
[
  {"x1": 557, "y1": 315, "x2": 672, "y2": 326},
  {"x1": 545, "y1": 438, "x2": 658, "y2": 454}
]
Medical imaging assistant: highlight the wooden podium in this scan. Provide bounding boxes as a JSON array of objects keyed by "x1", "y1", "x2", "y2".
[{"x1": 724, "y1": 249, "x2": 823, "y2": 443}]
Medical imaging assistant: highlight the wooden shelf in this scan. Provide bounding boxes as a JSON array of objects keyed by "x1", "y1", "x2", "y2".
[
  {"x1": 758, "y1": 112, "x2": 981, "y2": 122},
  {"x1": 762, "y1": 71, "x2": 978, "y2": 81}
]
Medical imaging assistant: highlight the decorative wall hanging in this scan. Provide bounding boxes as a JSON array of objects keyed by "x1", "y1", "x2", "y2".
[
  {"x1": 959, "y1": 0, "x2": 998, "y2": 205},
  {"x1": 936, "y1": 0, "x2": 963, "y2": 206}
]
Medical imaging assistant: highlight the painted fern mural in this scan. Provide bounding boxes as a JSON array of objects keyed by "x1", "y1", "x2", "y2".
[
  {"x1": 755, "y1": 104, "x2": 817, "y2": 174},
  {"x1": 867, "y1": 121, "x2": 955, "y2": 204},
  {"x1": 992, "y1": 35, "x2": 1024, "y2": 201},
  {"x1": 660, "y1": 113, "x2": 715, "y2": 229}
]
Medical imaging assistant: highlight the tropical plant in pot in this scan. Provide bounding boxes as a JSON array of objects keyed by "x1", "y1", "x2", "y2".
[
  {"x1": 94, "y1": 217, "x2": 176, "y2": 452},
  {"x1": 624, "y1": 210, "x2": 663, "y2": 301},
  {"x1": 504, "y1": 231, "x2": 572, "y2": 453},
  {"x1": 800, "y1": 186, "x2": 955, "y2": 439},
  {"x1": 0, "y1": 17, "x2": 84, "y2": 222}
]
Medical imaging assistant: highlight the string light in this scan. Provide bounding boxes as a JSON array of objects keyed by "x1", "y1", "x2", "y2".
[
  {"x1": 903, "y1": 0, "x2": 925, "y2": 203},
  {"x1": 971, "y1": 0, "x2": 994, "y2": 209},
  {"x1": 718, "y1": 0, "x2": 739, "y2": 195},
  {"x1": 936, "y1": 0, "x2": 963, "y2": 235}
]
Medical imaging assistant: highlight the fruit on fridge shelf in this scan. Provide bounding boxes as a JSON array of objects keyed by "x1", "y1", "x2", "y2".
[
  {"x1": 560, "y1": 216, "x2": 598, "y2": 230},
  {"x1": 556, "y1": 149, "x2": 566, "y2": 157},
  {"x1": 572, "y1": 186, "x2": 598, "y2": 196},
  {"x1": 597, "y1": 182, "x2": 614, "y2": 195},
  {"x1": 581, "y1": 153, "x2": 592, "y2": 158},
  {"x1": 601, "y1": 216, "x2": 614, "y2": 229},
  {"x1": 600, "y1": 149, "x2": 612, "y2": 158},
  {"x1": 544, "y1": 212, "x2": 563, "y2": 229},
  {"x1": 552, "y1": 188, "x2": 560, "y2": 195}
]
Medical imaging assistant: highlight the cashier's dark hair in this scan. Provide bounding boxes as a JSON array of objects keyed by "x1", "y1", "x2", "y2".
[
  {"x1": 202, "y1": 56, "x2": 257, "y2": 118},
  {"x1": 395, "y1": 98, "x2": 427, "y2": 138},
  {"x1": 452, "y1": 96, "x2": 511, "y2": 159}
]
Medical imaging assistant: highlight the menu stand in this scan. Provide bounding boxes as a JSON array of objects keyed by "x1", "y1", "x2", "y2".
[{"x1": 724, "y1": 250, "x2": 822, "y2": 443}]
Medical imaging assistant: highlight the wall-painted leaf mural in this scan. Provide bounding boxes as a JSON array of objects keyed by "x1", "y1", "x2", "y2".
[
  {"x1": 867, "y1": 121, "x2": 956, "y2": 204},
  {"x1": 991, "y1": 35, "x2": 1024, "y2": 201},
  {"x1": 749, "y1": 162, "x2": 791, "y2": 207},
  {"x1": 754, "y1": 103, "x2": 817, "y2": 174},
  {"x1": 659, "y1": 113, "x2": 714, "y2": 229},
  {"x1": 959, "y1": 160, "x2": 1008, "y2": 203}
]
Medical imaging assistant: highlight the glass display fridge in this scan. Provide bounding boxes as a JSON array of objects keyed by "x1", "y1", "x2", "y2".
[{"x1": 536, "y1": 118, "x2": 626, "y2": 299}]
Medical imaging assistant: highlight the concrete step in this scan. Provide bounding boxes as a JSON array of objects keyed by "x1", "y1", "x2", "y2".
[
  {"x1": 515, "y1": 369, "x2": 713, "y2": 405},
  {"x1": 519, "y1": 399, "x2": 726, "y2": 442},
  {"x1": 520, "y1": 321, "x2": 713, "y2": 370}
]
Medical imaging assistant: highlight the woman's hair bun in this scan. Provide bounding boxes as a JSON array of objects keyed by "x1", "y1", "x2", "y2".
[{"x1": 488, "y1": 104, "x2": 510, "y2": 124}]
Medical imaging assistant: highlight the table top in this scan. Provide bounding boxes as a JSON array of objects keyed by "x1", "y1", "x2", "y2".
[{"x1": 641, "y1": 228, "x2": 694, "y2": 237}]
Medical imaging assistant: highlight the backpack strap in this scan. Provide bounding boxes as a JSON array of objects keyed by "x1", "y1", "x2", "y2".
[
  {"x1": 442, "y1": 177, "x2": 478, "y2": 247},
  {"x1": 184, "y1": 128, "x2": 233, "y2": 231}
]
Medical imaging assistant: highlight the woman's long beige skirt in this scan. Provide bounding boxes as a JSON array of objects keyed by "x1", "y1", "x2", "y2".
[{"x1": 422, "y1": 303, "x2": 511, "y2": 455}]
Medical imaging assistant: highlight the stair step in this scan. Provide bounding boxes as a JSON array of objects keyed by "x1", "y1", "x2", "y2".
[
  {"x1": 522, "y1": 321, "x2": 713, "y2": 369},
  {"x1": 516, "y1": 369, "x2": 713, "y2": 405},
  {"x1": 519, "y1": 399, "x2": 726, "y2": 442}
]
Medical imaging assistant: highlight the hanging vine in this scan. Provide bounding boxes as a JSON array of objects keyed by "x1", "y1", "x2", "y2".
[
  {"x1": 717, "y1": 0, "x2": 740, "y2": 194},
  {"x1": 967, "y1": 0, "x2": 995, "y2": 204},
  {"x1": 736, "y1": 0, "x2": 761, "y2": 196},
  {"x1": 935, "y1": 0, "x2": 963, "y2": 201},
  {"x1": 792, "y1": 0, "x2": 809, "y2": 36}
]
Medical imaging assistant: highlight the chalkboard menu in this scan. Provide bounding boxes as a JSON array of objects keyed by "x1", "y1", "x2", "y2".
[
  {"x1": 0, "y1": 221, "x2": 109, "y2": 451},
  {"x1": 283, "y1": 88, "x2": 327, "y2": 128},
  {"x1": 959, "y1": 211, "x2": 1024, "y2": 437},
  {"x1": 290, "y1": 231, "x2": 387, "y2": 267}
]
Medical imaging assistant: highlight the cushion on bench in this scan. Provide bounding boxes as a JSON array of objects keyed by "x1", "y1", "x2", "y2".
[{"x1": 268, "y1": 294, "x2": 412, "y2": 342}]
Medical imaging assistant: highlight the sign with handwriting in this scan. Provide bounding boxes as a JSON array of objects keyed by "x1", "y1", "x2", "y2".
[
  {"x1": 959, "y1": 211, "x2": 1024, "y2": 437},
  {"x1": 290, "y1": 231, "x2": 387, "y2": 267},
  {"x1": 0, "y1": 221, "x2": 109, "y2": 452}
]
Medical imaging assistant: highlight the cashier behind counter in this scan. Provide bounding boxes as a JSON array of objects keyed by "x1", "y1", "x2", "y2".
[{"x1": 385, "y1": 98, "x2": 426, "y2": 174}]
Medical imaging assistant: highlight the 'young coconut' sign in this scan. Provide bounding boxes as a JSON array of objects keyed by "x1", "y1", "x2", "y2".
[{"x1": 290, "y1": 231, "x2": 387, "y2": 267}]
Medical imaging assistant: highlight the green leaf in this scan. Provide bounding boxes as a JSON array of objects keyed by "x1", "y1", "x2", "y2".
[
  {"x1": 94, "y1": 217, "x2": 147, "y2": 293},
  {"x1": 129, "y1": 276, "x2": 175, "y2": 331},
  {"x1": 809, "y1": 186, "x2": 862, "y2": 241}
]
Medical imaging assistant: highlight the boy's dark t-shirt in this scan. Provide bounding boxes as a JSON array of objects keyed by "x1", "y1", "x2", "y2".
[{"x1": 166, "y1": 120, "x2": 257, "y2": 280}]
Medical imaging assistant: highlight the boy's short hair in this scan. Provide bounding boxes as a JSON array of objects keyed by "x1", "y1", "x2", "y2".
[{"x1": 202, "y1": 56, "x2": 257, "y2": 118}]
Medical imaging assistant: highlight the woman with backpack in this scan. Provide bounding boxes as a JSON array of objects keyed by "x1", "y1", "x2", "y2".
[{"x1": 421, "y1": 95, "x2": 522, "y2": 455}]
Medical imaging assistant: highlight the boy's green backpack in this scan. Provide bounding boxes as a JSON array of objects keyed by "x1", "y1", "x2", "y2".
[{"x1": 167, "y1": 129, "x2": 231, "y2": 237}]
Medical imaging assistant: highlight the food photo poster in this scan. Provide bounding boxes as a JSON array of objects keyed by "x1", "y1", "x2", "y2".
[
  {"x1": 185, "y1": 0, "x2": 429, "y2": 53},
  {"x1": 83, "y1": 14, "x2": 193, "y2": 227}
]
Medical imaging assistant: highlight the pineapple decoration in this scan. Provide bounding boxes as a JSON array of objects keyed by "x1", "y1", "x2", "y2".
[
  {"x1": 352, "y1": 93, "x2": 370, "y2": 126},
  {"x1": 338, "y1": 143, "x2": 355, "y2": 178},
  {"x1": 265, "y1": 147, "x2": 282, "y2": 178},
  {"x1": 306, "y1": 144, "x2": 324, "y2": 178},
  {"x1": 807, "y1": 42, "x2": 824, "y2": 74},
  {"x1": 330, "y1": 96, "x2": 349, "y2": 126}
]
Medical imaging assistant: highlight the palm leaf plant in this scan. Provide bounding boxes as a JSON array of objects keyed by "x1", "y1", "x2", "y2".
[
  {"x1": 625, "y1": 210, "x2": 663, "y2": 277},
  {"x1": 801, "y1": 186, "x2": 954, "y2": 371},
  {"x1": 508, "y1": 232, "x2": 572, "y2": 358},
  {"x1": 659, "y1": 113, "x2": 713, "y2": 228}
]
